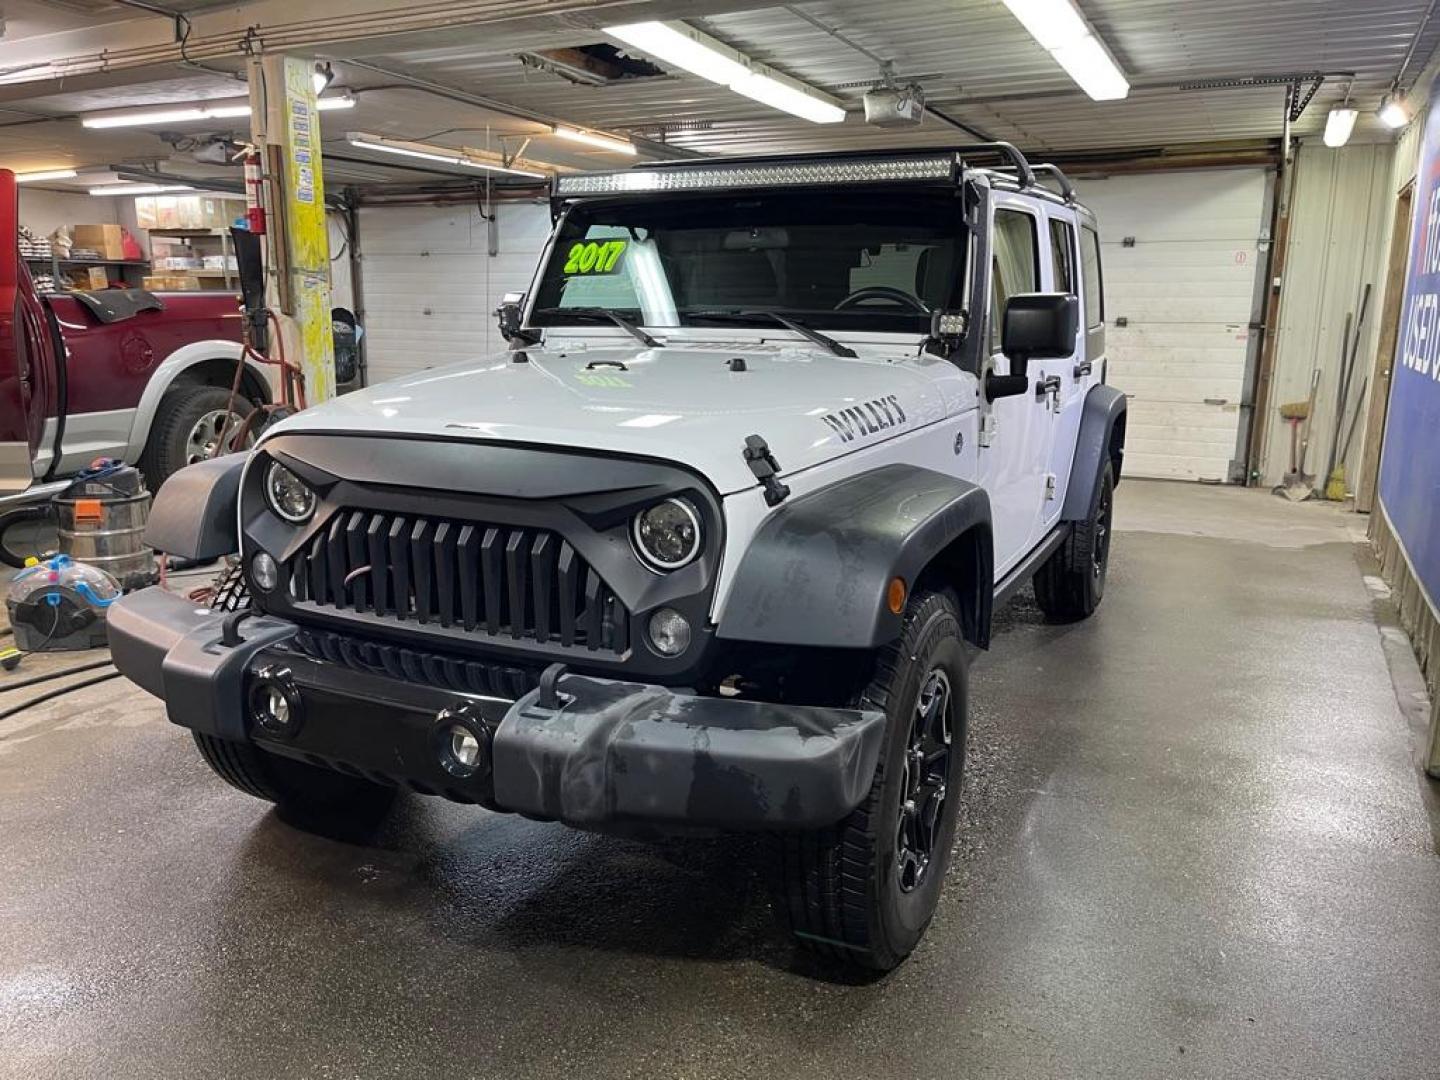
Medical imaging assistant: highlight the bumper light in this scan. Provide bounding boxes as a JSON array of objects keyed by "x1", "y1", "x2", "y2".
[
  {"x1": 647, "y1": 608, "x2": 691, "y2": 656},
  {"x1": 433, "y1": 706, "x2": 491, "y2": 780},
  {"x1": 249, "y1": 666, "x2": 302, "y2": 737}
]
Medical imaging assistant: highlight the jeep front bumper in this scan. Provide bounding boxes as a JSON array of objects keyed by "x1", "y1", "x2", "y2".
[{"x1": 108, "y1": 587, "x2": 887, "y2": 830}]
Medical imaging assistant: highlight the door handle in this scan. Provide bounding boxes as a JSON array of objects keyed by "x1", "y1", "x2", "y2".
[
  {"x1": 1034, "y1": 374, "x2": 1062, "y2": 402},
  {"x1": 1072, "y1": 360, "x2": 1093, "y2": 379}
]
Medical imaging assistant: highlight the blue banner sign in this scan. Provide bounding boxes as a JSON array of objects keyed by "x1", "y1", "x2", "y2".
[{"x1": 1381, "y1": 77, "x2": 1440, "y2": 609}]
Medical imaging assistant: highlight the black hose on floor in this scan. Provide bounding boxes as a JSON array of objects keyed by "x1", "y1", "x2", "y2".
[
  {"x1": 0, "y1": 670, "x2": 123, "y2": 724},
  {"x1": 0, "y1": 658, "x2": 115, "y2": 693}
]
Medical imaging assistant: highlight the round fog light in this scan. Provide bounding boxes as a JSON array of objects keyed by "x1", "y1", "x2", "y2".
[
  {"x1": 251, "y1": 551, "x2": 279, "y2": 593},
  {"x1": 433, "y1": 707, "x2": 489, "y2": 780},
  {"x1": 248, "y1": 666, "x2": 301, "y2": 737},
  {"x1": 647, "y1": 608, "x2": 691, "y2": 657},
  {"x1": 449, "y1": 725, "x2": 481, "y2": 768}
]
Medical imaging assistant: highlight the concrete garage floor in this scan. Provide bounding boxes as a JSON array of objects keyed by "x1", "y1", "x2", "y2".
[{"x1": 2, "y1": 480, "x2": 1439, "y2": 1080}]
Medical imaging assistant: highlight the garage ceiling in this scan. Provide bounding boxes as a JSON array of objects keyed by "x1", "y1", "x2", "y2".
[{"x1": 2, "y1": 0, "x2": 1437, "y2": 187}]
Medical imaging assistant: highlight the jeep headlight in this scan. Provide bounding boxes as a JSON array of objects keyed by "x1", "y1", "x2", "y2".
[
  {"x1": 264, "y1": 462, "x2": 316, "y2": 524},
  {"x1": 632, "y1": 497, "x2": 701, "y2": 571}
]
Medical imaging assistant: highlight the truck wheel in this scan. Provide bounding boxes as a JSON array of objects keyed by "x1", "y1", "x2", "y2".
[
  {"x1": 776, "y1": 589, "x2": 968, "y2": 971},
  {"x1": 1034, "y1": 460, "x2": 1115, "y2": 620},
  {"x1": 138, "y1": 384, "x2": 256, "y2": 493},
  {"x1": 188, "y1": 562, "x2": 396, "y2": 824}
]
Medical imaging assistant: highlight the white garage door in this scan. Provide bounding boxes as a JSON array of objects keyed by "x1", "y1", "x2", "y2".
[
  {"x1": 358, "y1": 201, "x2": 552, "y2": 385},
  {"x1": 1079, "y1": 168, "x2": 1270, "y2": 482}
]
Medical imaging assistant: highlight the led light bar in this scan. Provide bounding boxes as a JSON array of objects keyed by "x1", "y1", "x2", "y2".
[
  {"x1": 606, "y1": 20, "x2": 845, "y2": 124},
  {"x1": 554, "y1": 155, "x2": 956, "y2": 196},
  {"x1": 347, "y1": 133, "x2": 549, "y2": 178},
  {"x1": 1000, "y1": 0, "x2": 1129, "y2": 101},
  {"x1": 81, "y1": 92, "x2": 354, "y2": 129},
  {"x1": 15, "y1": 169, "x2": 79, "y2": 183}
]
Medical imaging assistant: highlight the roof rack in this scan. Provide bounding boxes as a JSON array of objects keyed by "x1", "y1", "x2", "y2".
[
  {"x1": 946, "y1": 142, "x2": 1035, "y2": 190},
  {"x1": 990, "y1": 161, "x2": 1076, "y2": 202}
]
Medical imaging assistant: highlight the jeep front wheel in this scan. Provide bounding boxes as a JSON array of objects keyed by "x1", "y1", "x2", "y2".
[{"x1": 775, "y1": 588, "x2": 968, "y2": 971}]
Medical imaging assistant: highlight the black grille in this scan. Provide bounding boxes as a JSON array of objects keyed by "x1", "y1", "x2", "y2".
[
  {"x1": 291, "y1": 628, "x2": 539, "y2": 699},
  {"x1": 285, "y1": 510, "x2": 631, "y2": 655}
]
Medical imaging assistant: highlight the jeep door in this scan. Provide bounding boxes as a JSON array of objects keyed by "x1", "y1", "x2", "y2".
[
  {"x1": 977, "y1": 196, "x2": 1050, "y2": 576},
  {"x1": 1036, "y1": 211, "x2": 1089, "y2": 534}
]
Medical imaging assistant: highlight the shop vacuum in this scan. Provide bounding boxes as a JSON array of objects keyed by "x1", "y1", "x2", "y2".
[{"x1": 4, "y1": 460, "x2": 153, "y2": 652}]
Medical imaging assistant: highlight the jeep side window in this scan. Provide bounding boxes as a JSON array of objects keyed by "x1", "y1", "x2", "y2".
[
  {"x1": 1049, "y1": 219, "x2": 1077, "y2": 294},
  {"x1": 1080, "y1": 224, "x2": 1104, "y2": 329},
  {"x1": 989, "y1": 208, "x2": 1039, "y2": 354}
]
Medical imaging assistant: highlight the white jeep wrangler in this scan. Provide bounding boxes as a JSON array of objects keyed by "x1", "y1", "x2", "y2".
[{"x1": 110, "y1": 144, "x2": 1126, "y2": 972}]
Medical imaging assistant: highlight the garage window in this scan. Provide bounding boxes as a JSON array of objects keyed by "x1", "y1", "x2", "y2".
[
  {"x1": 990, "y1": 208, "x2": 1039, "y2": 353},
  {"x1": 1080, "y1": 224, "x2": 1104, "y2": 329}
]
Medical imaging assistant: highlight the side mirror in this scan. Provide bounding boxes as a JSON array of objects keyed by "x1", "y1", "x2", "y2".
[
  {"x1": 1001, "y1": 293, "x2": 1078, "y2": 373},
  {"x1": 495, "y1": 292, "x2": 533, "y2": 344}
]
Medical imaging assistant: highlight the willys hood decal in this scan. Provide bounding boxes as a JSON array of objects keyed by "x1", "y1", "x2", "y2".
[{"x1": 267, "y1": 341, "x2": 964, "y2": 496}]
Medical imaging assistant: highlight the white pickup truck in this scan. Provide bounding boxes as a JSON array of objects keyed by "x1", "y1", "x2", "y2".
[{"x1": 109, "y1": 144, "x2": 1126, "y2": 972}]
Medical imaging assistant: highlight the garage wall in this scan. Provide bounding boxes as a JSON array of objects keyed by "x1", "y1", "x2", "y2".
[
  {"x1": 1078, "y1": 168, "x2": 1271, "y2": 482},
  {"x1": 17, "y1": 188, "x2": 121, "y2": 237},
  {"x1": 356, "y1": 200, "x2": 551, "y2": 385},
  {"x1": 1261, "y1": 141, "x2": 1396, "y2": 489}
]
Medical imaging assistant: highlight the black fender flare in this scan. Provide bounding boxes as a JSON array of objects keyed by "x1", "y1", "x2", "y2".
[
  {"x1": 1061, "y1": 384, "x2": 1127, "y2": 521},
  {"x1": 716, "y1": 464, "x2": 994, "y2": 651},
  {"x1": 144, "y1": 454, "x2": 245, "y2": 560}
]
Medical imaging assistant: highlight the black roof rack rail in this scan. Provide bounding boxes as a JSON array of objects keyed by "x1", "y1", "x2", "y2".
[
  {"x1": 990, "y1": 161, "x2": 1076, "y2": 202},
  {"x1": 948, "y1": 142, "x2": 1035, "y2": 189}
]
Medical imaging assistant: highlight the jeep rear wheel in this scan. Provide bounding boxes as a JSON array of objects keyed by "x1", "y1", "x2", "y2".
[
  {"x1": 1034, "y1": 460, "x2": 1114, "y2": 620},
  {"x1": 189, "y1": 564, "x2": 396, "y2": 828},
  {"x1": 775, "y1": 589, "x2": 968, "y2": 971}
]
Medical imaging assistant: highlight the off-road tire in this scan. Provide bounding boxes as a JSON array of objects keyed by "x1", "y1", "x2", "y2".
[
  {"x1": 1034, "y1": 460, "x2": 1115, "y2": 620},
  {"x1": 138, "y1": 384, "x2": 250, "y2": 493},
  {"x1": 189, "y1": 563, "x2": 396, "y2": 823},
  {"x1": 775, "y1": 589, "x2": 968, "y2": 971}
]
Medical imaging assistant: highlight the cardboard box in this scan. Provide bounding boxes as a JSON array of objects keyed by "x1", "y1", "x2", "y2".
[
  {"x1": 141, "y1": 274, "x2": 200, "y2": 292},
  {"x1": 71, "y1": 224, "x2": 125, "y2": 260},
  {"x1": 69, "y1": 266, "x2": 109, "y2": 291}
]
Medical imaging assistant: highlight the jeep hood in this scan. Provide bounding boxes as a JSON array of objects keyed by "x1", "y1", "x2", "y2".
[{"x1": 269, "y1": 341, "x2": 962, "y2": 495}]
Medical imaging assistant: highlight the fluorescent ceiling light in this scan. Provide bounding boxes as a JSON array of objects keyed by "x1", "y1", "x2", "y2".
[
  {"x1": 1378, "y1": 93, "x2": 1410, "y2": 130},
  {"x1": 88, "y1": 183, "x2": 194, "y2": 196},
  {"x1": 81, "y1": 92, "x2": 353, "y2": 129},
  {"x1": 605, "y1": 20, "x2": 846, "y2": 124},
  {"x1": 346, "y1": 133, "x2": 548, "y2": 178},
  {"x1": 15, "y1": 168, "x2": 79, "y2": 183},
  {"x1": 607, "y1": 21, "x2": 749, "y2": 85},
  {"x1": 553, "y1": 125, "x2": 637, "y2": 155},
  {"x1": 1323, "y1": 107, "x2": 1358, "y2": 148},
  {"x1": 1000, "y1": 0, "x2": 1130, "y2": 101}
]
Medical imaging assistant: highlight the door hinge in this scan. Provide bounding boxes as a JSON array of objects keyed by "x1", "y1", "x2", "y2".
[
  {"x1": 743, "y1": 435, "x2": 791, "y2": 506},
  {"x1": 1045, "y1": 473, "x2": 1057, "y2": 500},
  {"x1": 978, "y1": 411, "x2": 998, "y2": 448}
]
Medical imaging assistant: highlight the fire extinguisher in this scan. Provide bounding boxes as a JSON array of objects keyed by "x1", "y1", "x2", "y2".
[{"x1": 243, "y1": 149, "x2": 266, "y2": 235}]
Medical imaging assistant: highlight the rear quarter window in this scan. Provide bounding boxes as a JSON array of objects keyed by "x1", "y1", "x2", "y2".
[{"x1": 1080, "y1": 224, "x2": 1104, "y2": 330}]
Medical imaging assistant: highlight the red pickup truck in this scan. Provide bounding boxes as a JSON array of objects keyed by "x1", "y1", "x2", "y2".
[{"x1": 0, "y1": 168, "x2": 271, "y2": 505}]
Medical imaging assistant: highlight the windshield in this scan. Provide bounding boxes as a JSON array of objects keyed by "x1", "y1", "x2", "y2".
[{"x1": 531, "y1": 191, "x2": 967, "y2": 335}]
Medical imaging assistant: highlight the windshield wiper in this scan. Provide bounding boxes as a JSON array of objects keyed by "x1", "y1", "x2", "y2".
[
  {"x1": 532, "y1": 306, "x2": 664, "y2": 348},
  {"x1": 684, "y1": 310, "x2": 857, "y2": 358}
]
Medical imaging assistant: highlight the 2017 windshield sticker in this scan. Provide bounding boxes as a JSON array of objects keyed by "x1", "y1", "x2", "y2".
[
  {"x1": 821, "y1": 395, "x2": 907, "y2": 443},
  {"x1": 563, "y1": 239, "x2": 628, "y2": 275}
]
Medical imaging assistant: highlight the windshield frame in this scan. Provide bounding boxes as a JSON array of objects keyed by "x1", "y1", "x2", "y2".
[{"x1": 527, "y1": 186, "x2": 970, "y2": 338}]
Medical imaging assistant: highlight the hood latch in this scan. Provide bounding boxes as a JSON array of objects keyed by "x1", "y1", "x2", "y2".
[{"x1": 743, "y1": 435, "x2": 790, "y2": 507}]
